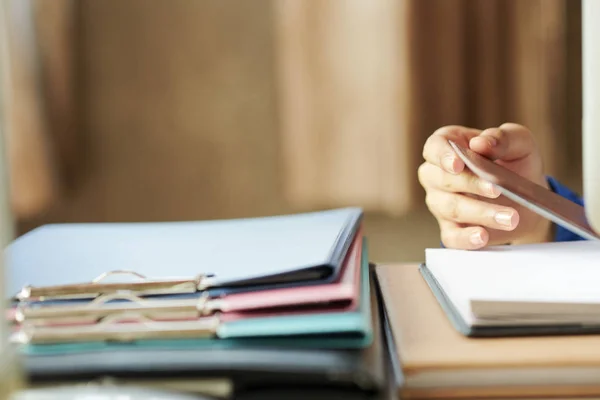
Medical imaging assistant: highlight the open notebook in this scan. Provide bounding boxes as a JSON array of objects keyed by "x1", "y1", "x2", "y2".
[{"x1": 422, "y1": 240, "x2": 600, "y2": 337}]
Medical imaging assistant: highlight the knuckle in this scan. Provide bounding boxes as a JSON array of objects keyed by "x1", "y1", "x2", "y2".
[
  {"x1": 469, "y1": 174, "x2": 483, "y2": 194},
  {"x1": 417, "y1": 163, "x2": 427, "y2": 184},
  {"x1": 422, "y1": 139, "x2": 430, "y2": 160},
  {"x1": 424, "y1": 192, "x2": 435, "y2": 212},
  {"x1": 433, "y1": 125, "x2": 462, "y2": 137},
  {"x1": 499, "y1": 122, "x2": 532, "y2": 138},
  {"x1": 423, "y1": 135, "x2": 440, "y2": 160},
  {"x1": 494, "y1": 126, "x2": 508, "y2": 142},
  {"x1": 499, "y1": 122, "x2": 516, "y2": 130},
  {"x1": 440, "y1": 229, "x2": 457, "y2": 249},
  {"x1": 499, "y1": 121, "x2": 524, "y2": 130},
  {"x1": 440, "y1": 171, "x2": 454, "y2": 191},
  {"x1": 443, "y1": 193, "x2": 460, "y2": 221},
  {"x1": 425, "y1": 192, "x2": 444, "y2": 219}
]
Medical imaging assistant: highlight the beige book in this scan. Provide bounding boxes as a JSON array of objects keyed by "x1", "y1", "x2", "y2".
[{"x1": 376, "y1": 263, "x2": 600, "y2": 399}]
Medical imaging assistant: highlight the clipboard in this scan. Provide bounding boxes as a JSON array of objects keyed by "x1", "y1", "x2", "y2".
[
  {"x1": 10, "y1": 231, "x2": 363, "y2": 331},
  {"x1": 13, "y1": 240, "x2": 372, "y2": 352},
  {"x1": 23, "y1": 272, "x2": 386, "y2": 398},
  {"x1": 14, "y1": 271, "x2": 211, "y2": 303},
  {"x1": 7, "y1": 208, "x2": 363, "y2": 300}
]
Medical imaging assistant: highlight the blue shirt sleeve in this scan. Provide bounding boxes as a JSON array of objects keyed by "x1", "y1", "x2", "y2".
[{"x1": 546, "y1": 176, "x2": 587, "y2": 242}]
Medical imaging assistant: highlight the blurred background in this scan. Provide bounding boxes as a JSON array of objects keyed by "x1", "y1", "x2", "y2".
[{"x1": 2, "y1": 0, "x2": 583, "y2": 264}]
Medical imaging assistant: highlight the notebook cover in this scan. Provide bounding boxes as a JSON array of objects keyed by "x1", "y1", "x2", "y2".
[
  {"x1": 376, "y1": 263, "x2": 600, "y2": 399},
  {"x1": 23, "y1": 271, "x2": 386, "y2": 398},
  {"x1": 419, "y1": 263, "x2": 600, "y2": 337},
  {"x1": 17, "y1": 240, "x2": 372, "y2": 356},
  {"x1": 6, "y1": 208, "x2": 363, "y2": 299},
  {"x1": 449, "y1": 140, "x2": 600, "y2": 240}
]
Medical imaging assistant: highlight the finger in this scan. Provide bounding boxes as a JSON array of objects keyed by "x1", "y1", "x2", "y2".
[
  {"x1": 423, "y1": 126, "x2": 481, "y2": 174},
  {"x1": 418, "y1": 162, "x2": 501, "y2": 199},
  {"x1": 439, "y1": 220, "x2": 489, "y2": 250},
  {"x1": 469, "y1": 123, "x2": 536, "y2": 161},
  {"x1": 427, "y1": 190, "x2": 519, "y2": 231}
]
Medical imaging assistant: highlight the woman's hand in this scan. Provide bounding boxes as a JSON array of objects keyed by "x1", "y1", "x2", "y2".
[{"x1": 418, "y1": 123, "x2": 553, "y2": 249}]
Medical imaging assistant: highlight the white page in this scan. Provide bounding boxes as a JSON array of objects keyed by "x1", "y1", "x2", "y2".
[
  {"x1": 425, "y1": 241, "x2": 600, "y2": 325},
  {"x1": 6, "y1": 208, "x2": 361, "y2": 297}
]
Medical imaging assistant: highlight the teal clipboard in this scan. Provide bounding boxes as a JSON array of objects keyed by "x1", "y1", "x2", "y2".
[{"x1": 19, "y1": 240, "x2": 373, "y2": 356}]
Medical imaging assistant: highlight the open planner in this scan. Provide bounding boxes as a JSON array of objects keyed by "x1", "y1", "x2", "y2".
[{"x1": 4, "y1": 208, "x2": 387, "y2": 398}]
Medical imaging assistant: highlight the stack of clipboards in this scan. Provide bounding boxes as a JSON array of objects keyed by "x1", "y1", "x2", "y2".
[{"x1": 5, "y1": 208, "x2": 390, "y2": 399}]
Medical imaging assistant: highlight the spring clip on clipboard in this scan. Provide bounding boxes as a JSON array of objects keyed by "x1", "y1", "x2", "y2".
[
  {"x1": 11, "y1": 312, "x2": 222, "y2": 345},
  {"x1": 15, "y1": 270, "x2": 216, "y2": 302},
  {"x1": 11, "y1": 270, "x2": 222, "y2": 345},
  {"x1": 12, "y1": 291, "x2": 224, "y2": 327}
]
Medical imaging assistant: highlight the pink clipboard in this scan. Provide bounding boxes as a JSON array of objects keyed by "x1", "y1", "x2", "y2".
[{"x1": 221, "y1": 228, "x2": 362, "y2": 314}]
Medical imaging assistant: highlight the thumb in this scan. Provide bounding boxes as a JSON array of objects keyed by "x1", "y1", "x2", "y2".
[{"x1": 469, "y1": 123, "x2": 536, "y2": 161}]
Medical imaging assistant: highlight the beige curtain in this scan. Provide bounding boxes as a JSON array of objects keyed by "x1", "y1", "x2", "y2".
[
  {"x1": 274, "y1": 0, "x2": 582, "y2": 216},
  {"x1": 4, "y1": 0, "x2": 59, "y2": 219},
  {"x1": 2, "y1": 0, "x2": 79, "y2": 221},
  {"x1": 4, "y1": 0, "x2": 582, "y2": 228}
]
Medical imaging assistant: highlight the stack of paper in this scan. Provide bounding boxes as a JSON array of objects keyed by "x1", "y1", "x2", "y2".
[{"x1": 5, "y1": 208, "x2": 386, "y2": 398}]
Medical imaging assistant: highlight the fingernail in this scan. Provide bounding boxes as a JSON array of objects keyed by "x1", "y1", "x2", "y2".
[
  {"x1": 486, "y1": 136, "x2": 498, "y2": 147},
  {"x1": 442, "y1": 154, "x2": 457, "y2": 173},
  {"x1": 495, "y1": 211, "x2": 516, "y2": 228},
  {"x1": 480, "y1": 180, "x2": 500, "y2": 197},
  {"x1": 470, "y1": 231, "x2": 485, "y2": 246}
]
